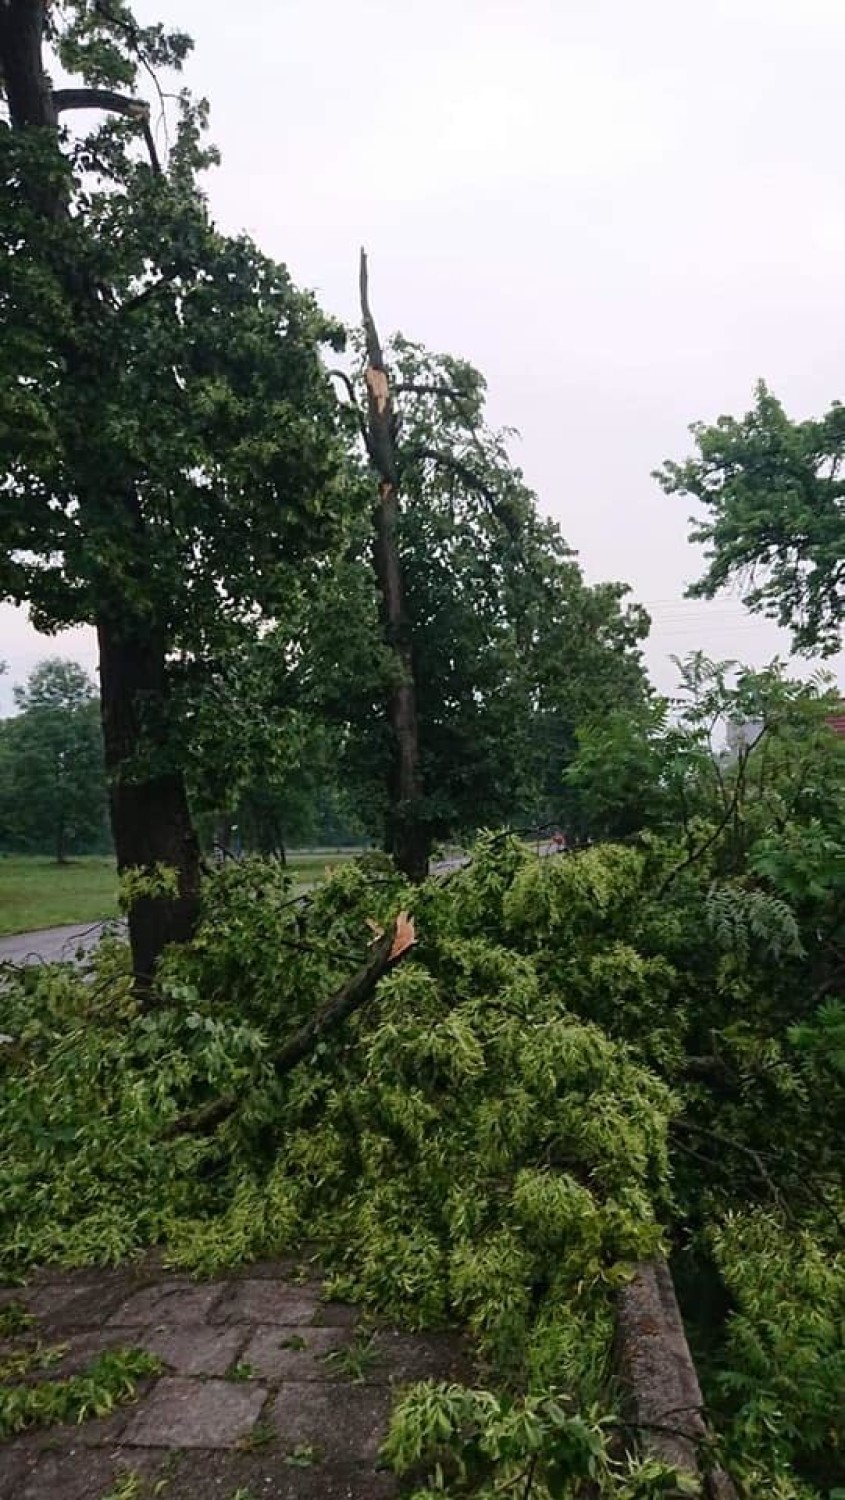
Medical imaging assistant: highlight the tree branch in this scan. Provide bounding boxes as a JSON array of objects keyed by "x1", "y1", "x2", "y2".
[
  {"x1": 408, "y1": 445, "x2": 523, "y2": 543},
  {"x1": 395, "y1": 381, "x2": 473, "y2": 401},
  {"x1": 53, "y1": 88, "x2": 161, "y2": 174},
  {"x1": 409, "y1": 445, "x2": 496, "y2": 500},
  {"x1": 328, "y1": 368, "x2": 368, "y2": 443},
  {"x1": 655, "y1": 726, "x2": 768, "y2": 898},
  {"x1": 164, "y1": 912, "x2": 416, "y2": 1139},
  {"x1": 118, "y1": 267, "x2": 183, "y2": 316},
  {"x1": 327, "y1": 368, "x2": 359, "y2": 409}
]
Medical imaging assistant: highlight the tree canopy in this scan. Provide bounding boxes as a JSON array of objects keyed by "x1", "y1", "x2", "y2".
[
  {"x1": 322, "y1": 334, "x2": 652, "y2": 854},
  {"x1": 658, "y1": 382, "x2": 845, "y2": 656},
  {"x1": 0, "y1": 658, "x2": 108, "y2": 861},
  {"x1": 0, "y1": 0, "x2": 354, "y2": 982},
  {"x1": 2, "y1": 8, "x2": 843, "y2": 1496}
]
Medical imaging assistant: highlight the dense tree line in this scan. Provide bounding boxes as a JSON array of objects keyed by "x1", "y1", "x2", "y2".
[{"x1": 0, "y1": 658, "x2": 108, "y2": 861}]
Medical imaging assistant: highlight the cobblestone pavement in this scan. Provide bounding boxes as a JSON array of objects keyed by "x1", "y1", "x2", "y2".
[{"x1": 0, "y1": 1260, "x2": 471, "y2": 1499}]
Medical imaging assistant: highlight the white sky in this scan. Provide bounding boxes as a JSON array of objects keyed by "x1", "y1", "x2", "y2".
[{"x1": 2, "y1": 0, "x2": 844, "y2": 708}]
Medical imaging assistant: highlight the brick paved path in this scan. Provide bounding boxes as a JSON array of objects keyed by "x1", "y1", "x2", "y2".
[{"x1": 0, "y1": 1260, "x2": 471, "y2": 1499}]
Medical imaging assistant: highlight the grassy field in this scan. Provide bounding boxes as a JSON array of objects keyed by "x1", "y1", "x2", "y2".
[
  {"x1": 0, "y1": 856, "x2": 119, "y2": 936},
  {"x1": 0, "y1": 850, "x2": 358, "y2": 937}
]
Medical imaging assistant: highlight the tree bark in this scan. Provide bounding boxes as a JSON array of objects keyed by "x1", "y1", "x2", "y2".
[
  {"x1": 0, "y1": 1, "x2": 202, "y2": 987},
  {"x1": 614, "y1": 1257, "x2": 737, "y2": 1497},
  {"x1": 0, "y1": 0, "x2": 57, "y2": 132},
  {"x1": 359, "y1": 249, "x2": 428, "y2": 882},
  {"x1": 97, "y1": 614, "x2": 201, "y2": 996}
]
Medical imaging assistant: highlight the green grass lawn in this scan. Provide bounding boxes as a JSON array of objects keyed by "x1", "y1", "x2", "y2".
[
  {"x1": 0, "y1": 849, "x2": 358, "y2": 937},
  {"x1": 0, "y1": 856, "x2": 119, "y2": 936}
]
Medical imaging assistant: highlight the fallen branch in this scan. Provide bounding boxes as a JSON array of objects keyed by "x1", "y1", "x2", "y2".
[{"x1": 164, "y1": 912, "x2": 415, "y2": 1139}]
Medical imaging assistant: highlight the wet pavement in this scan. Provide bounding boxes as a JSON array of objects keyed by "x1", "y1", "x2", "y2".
[
  {"x1": 0, "y1": 1259, "x2": 471, "y2": 1499},
  {"x1": 0, "y1": 920, "x2": 125, "y2": 968}
]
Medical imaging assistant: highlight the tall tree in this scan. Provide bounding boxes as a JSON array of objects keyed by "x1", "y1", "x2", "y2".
[
  {"x1": 657, "y1": 381, "x2": 845, "y2": 656},
  {"x1": 328, "y1": 328, "x2": 651, "y2": 857},
  {"x1": 0, "y1": 1, "x2": 348, "y2": 986},
  {"x1": 0, "y1": 658, "x2": 108, "y2": 861}
]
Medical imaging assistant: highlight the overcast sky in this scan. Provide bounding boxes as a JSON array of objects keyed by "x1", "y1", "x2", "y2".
[{"x1": 3, "y1": 0, "x2": 844, "y2": 709}]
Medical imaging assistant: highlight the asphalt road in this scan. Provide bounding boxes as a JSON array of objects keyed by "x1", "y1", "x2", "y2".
[{"x1": 0, "y1": 918, "x2": 125, "y2": 967}]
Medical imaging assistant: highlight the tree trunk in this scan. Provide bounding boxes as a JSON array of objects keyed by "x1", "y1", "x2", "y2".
[
  {"x1": 213, "y1": 814, "x2": 233, "y2": 854},
  {"x1": 359, "y1": 249, "x2": 428, "y2": 882},
  {"x1": 97, "y1": 615, "x2": 201, "y2": 995},
  {"x1": 0, "y1": 3, "x2": 202, "y2": 987},
  {"x1": 0, "y1": 1, "x2": 57, "y2": 131}
]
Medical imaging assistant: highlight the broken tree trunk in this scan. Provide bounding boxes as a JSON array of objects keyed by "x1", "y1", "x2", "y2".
[
  {"x1": 359, "y1": 249, "x2": 428, "y2": 883},
  {"x1": 615, "y1": 1257, "x2": 737, "y2": 1497}
]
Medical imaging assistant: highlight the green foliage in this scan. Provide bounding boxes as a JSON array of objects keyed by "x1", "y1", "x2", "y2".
[
  {"x1": 0, "y1": 1301, "x2": 34, "y2": 1337},
  {"x1": 657, "y1": 382, "x2": 845, "y2": 655},
  {"x1": 0, "y1": 1346, "x2": 161, "y2": 1439},
  {"x1": 316, "y1": 337, "x2": 652, "y2": 850},
  {"x1": 183, "y1": 626, "x2": 368, "y2": 854},
  {"x1": 710, "y1": 1213, "x2": 844, "y2": 1490},
  {"x1": 285, "y1": 1443, "x2": 317, "y2": 1467},
  {"x1": 704, "y1": 885, "x2": 805, "y2": 965},
  {"x1": 0, "y1": 2, "x2": 357, "y2": 916},
  {"x1": 0, "y1": 653, "x2": 842, "y2": 1495},
  {"x1": 118, "y1": 862, "x2": 180, "y2": 911},
  {"x1": 322, "y1": 1330, "x2": 378, "y2": 1382},
  {"x1": 0, "y1": 660, "x2": 109, "y2": 860},
  {"x1": 383, "y1": 1381, "x2": 697, "y2": 1498},
  {"x1": 0, "y1": 1338, "x2": 67, "y2": 1380},
  {"x1": 98, "y1": 1473, "x2": 147, "y2": 1500},
  {"x1": 564, "y1": 698, "x2": 709, "y2": 840},
  {"x1": 1, "y1": 37, "x2": 351, "y2": 641}
]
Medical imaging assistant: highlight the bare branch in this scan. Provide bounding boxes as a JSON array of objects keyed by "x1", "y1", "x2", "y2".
[
  {"x1": 395, "y1": 381, "x2": 472, "y2": 401},
  {"x1": 93, "y1": 0, "x2": 171, "y2": 154},
  {"x1": 328, "y1": 369, "x2": 368, "y2": 444},
  {"x1": 327, "y1": 368, "x2": 359, "y2": 408},
  {"x1": 53, "y1": 88, "x2": 161, "y2": 174}
]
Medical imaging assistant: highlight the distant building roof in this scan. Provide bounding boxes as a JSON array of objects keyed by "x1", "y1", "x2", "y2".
[{"x1": 826, "y1": 711, "x2": 845, "y2": 737}]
